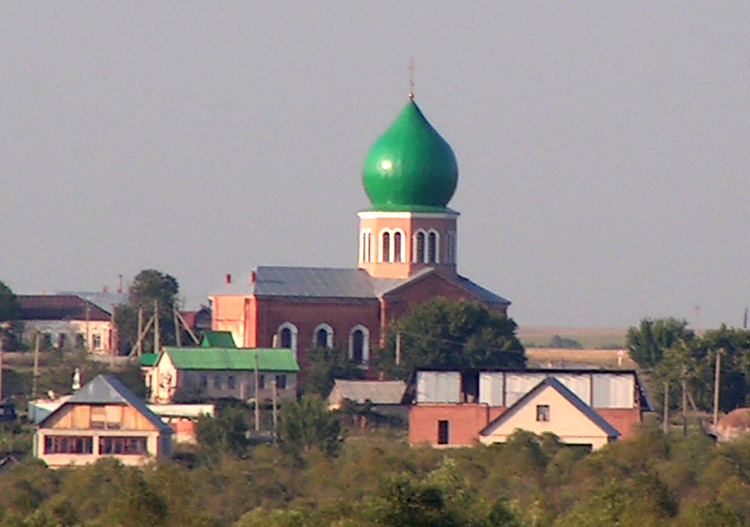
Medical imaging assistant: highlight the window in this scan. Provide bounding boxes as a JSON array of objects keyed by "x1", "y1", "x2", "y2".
[
  {"x1": 381, "y1": 231, "x2": 390, "y2": 263},
  {"x1": 360, "y1": 229, "x2": 373, "y2": 263},
  {"x1": 75, "y1": 333, "x2": 85, "y2": 348},
  {"x1": 536, "y1": 405, "x2": 550, "y2": 422},
  {"x1": 214, "y1": 375, "x2": 222, "y2": 389},
  {"x1": 42, "y1": 333, "x2": 53, "y2": 349},
  {"x1": 427, "y1": 231, "x2": 439, "y2": 264},
  {"x1": 276, "y1": 323, "x2": 298, "y2": 357},
  {"x1": 259, "y1": 374, "x2": 265, "y2": 390},
  {"x1": 227, "y1": 376, "x2": 236, "y2": 389},
  {"x1": 44, "y1": 436, "x2": 93, "y2": 454},
  {"x1": 92, "y1": 334, "x2": 102, "y2": 350},
  {"x1": 393, "y1": 231, "x2": 403, "y2": 262},
  {"x1": 276, "y1": 375, "x2": 287, "y2": 389},
  {"x1": 57, "y1": 333, "x2": 66, "y2": 349},
  {"x1": 438, "y1": 420, "x2": 449, "y2": 445},
  {"x1": 200, "y1": 375, "x2": 208, "y2": 389},
  {"x1": 445, "y1": 231, "x2": 457, "y2": 264},
  {"x1": 313, "y1": 323, "x2": 333, "y2": 349},
  {"x1": 99, "y1": 436, "x2": 148, "y2": 455},
  {"x1": 349, "y1": 325, "x2": 370, "y2": 365},
  {"x1": 414, "y1": 231, "x2": 426, "y2": 263}
]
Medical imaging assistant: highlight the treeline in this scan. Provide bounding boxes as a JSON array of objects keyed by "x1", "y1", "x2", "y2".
[
  {"x1": 627, "y1": 318, "x2": 750, "y2": 412},
  {"x1": 2, "y1": 425, "x2": 749, "y2": 527}
]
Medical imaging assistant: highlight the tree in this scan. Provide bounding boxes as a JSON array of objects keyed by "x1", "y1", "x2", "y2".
[
  {"x1": 0, "y1": 281, "x2": 21, "y2": 350},
  {"x1": 115, "y1": 269, "x2": 180, "y2": 354},
  {"x1": 300, "y1": 346, "x2": 366, "y2": 397},
  {"x1": 195, "y1": 401, "x2": 251, "y2": 458},
  {"x1": 278, "y1": 394, "x2": 343, "y2": 459},
  {"x1": 375, "y1": 298, "x2": 525, "y2": 379},
  {"x1": 626, "y1": 317, "x2": 695, "y2": 371}
]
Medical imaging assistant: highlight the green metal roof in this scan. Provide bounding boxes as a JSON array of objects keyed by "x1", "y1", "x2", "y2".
[
  {"x1": 139, "y1": 353, "x2": 159, "y2": 367},
  {"x1": 362, "y1": 100, "x2": 458, "y2": 211},
  {"x1": 201, "y1": 330, "x2": 236, "y2": 348},
  {"x1": 161, "y1": 347, "x2": 299, "y2": 372}
]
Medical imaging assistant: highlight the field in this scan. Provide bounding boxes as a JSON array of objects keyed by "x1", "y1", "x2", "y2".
[
  {"x1": 518, "y1": 326, "x2": 627, "y2": 349},
  {"x1": 518, "y1": 327, "x2": 635, "y2": 369}
]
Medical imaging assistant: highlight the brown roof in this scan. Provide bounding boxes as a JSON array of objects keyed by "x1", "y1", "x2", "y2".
[
  {"x1": 717, "y1": 408, "x2": 750, "y2": 431},
  {"x1": 18, "y1": 295, "x2": 111, "y2": 322}
]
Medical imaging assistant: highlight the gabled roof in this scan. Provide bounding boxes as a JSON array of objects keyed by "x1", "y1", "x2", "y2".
[
  {"x1": 40, "y1": 375, "x2": 172, "y2": 433},
  {"x1": 330, "y1": 379, "x2": 407, "y2": 405},
  {"x1": 210, "y1": 265, "x2": 510, "y2": 306},
  {"x1": 201, "y1": 330, "x2": 236, "y2": 348},
  {"x1": 139, "y1": 353, "x2": 159, "y2": 367},
  {"x1": 479, "y1": 377, "x2": 621, "y2": 438},
  {"x1": 19, "y1": 295, "x2": 112, "y2": 322},
  {"x1": 160, "y1": 347, "x2": 300, "y2": 372}
]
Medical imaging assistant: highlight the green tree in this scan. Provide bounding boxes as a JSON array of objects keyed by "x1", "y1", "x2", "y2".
[
  {"x1": 0, "y1": 280, "x2": 22, "y2": 350},
  {"x1": 195, "y1": 401, "x2": 251, "y2": 458},
  {"x1": 279, "y1": 394, "x2": 343, "y2": 459},
  {"x1": 626, "y1": 317, "x2": 695, "y2": 371},
  {"x1": 115, "y1": 269, "x2": 180, "y2": 354},
  {"x1": 300, "y1": 346, "x2": 366, "y2": 397},
  {"x1": 375, "y1": 298, "x2": 525, "y2": 379}
]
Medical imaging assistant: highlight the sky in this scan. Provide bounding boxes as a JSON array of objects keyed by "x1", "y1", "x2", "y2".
[{"x1": 2, "y1": 3, "x2": 750, "y2": 330}]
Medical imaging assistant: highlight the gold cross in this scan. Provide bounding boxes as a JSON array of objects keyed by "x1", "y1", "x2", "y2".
[{"x1": 408, "y1": 58, "x2": 415, "y2": 100}]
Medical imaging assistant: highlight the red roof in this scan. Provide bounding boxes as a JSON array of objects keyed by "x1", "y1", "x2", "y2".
[{"x1": 18, "y1": 295, "x2": 112, "y2": 322}]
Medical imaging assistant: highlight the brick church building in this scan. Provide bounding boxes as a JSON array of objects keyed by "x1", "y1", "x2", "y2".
[{"x1": 209, "y1": 96, "x2": 511, "y2": 370}]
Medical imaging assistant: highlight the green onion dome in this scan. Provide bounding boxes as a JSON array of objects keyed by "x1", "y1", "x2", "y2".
[{"x1": 362, "y1": 100, "x2": 458, "y2": 211}]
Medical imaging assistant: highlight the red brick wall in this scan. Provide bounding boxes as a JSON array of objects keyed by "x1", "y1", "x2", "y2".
[
  {"x1": 255, "y1": 298, "x2": 381, "y2": 370},
  {"x1": 595, "y1": 408, "x2": 642, "y2": 439},
  {"x1": 409, "y1": 404, "x2": 491, "y2": 446}
]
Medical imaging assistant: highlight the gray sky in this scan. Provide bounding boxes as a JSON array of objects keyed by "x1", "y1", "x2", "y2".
[{"x1": 2, "y1": 3, "x2": 750, "y2": 329}]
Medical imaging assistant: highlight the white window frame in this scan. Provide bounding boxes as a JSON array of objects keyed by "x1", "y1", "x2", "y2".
[
  {"x1": 313, "y1": 323, "x2": 334, "y2": 348},
  {"x1": 348, "y1": 325, "x2": 370, "y2": 365},
  {"x1": 427, "y1": 229, "x2": 440, "y2": 264}
]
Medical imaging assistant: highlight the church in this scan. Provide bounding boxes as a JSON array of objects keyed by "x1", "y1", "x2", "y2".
[{"x1": 209, "y1": 96, "x2": 511, "y2": 370}]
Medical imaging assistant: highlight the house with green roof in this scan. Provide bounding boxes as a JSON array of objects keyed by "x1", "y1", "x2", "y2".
[{"x1": 148, "y1": 347, "x2": 299, "y2": 404}]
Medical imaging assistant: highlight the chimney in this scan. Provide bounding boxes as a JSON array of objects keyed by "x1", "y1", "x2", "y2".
[
  {"x1": 225, "y1": 273, "x2": 232, "y2": 284},
  {"x1": 250, "y1": 271, "x2": 256, "y2": 284}
]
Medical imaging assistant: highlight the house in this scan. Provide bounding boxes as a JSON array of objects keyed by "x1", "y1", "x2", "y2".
[
  {"x1": 478, "y1": 377, "x2": 620, "y2": 450},
  {"x1": 209, "y1": 98, "x2": 511, "y2": 374},
  {"x1": 33, "y1": 375, "x2": 172, "y2": 468},
  {"x1": 148, "y1": 347, "x2": 299, "y2": 403},
  {"x1": 409, "y1": 369, "x2": 653, "y2": 450},
  {"x1": 18, "y1": 295, "x2": 115, "y2": 353},
  {"x1": 328, "y1": 379, "x2": 407, "y2": 410},
  {"x1": 148, "y1": 403, "x2": 214, "y2": 444}
]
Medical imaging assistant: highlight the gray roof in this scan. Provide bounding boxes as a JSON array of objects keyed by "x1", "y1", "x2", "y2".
[
  {"x1": 210, "y1": 266, "x2": 510, "y2": 305},
  {"x1": 45, "y1": 375, "x2": 171, "y2": 434},
  {"x1": 479, "y1": 376, "x2": 621, "y2": 438},
  {"x1": 330, "y1": 379, "x2": 407, "y2": 405}
]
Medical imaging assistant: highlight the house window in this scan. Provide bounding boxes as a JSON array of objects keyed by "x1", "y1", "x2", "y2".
[
  {"x1": 57, "y1": 333, "x2": 66, "y2": 349},
  {"x1": 42, "y1": 333, "x2": 53, "y2": 349},
  {"x1": 394, "y1": 230, "x2": 404, "y2": 262},
  {"x1": 214, "y1": 375, "x2": 222, "y2": 389},
  {"x1": 92, "y1": 334, "x2": 102, "y2": 350},
  {"x1": 349, "y1": 325, "x2": 370, "y2": 365},
  {"x1": 201, "y1": 375, "x2": 208, "y2": 389},
  {"x1": 44, "y1": 436, "x2": 93, "y2": 454},
  {"x1": 313, "y1": 323, "x2": 333, "y2": 349},
  {"x1": 276, "y1": 375, "x2": 287, "y2": 390},
  {"x1": 536, "y1": 405, "x2": 550, "y2": 422},
  {"x1": 438, "y1": 420, "x2": 450, "y2": 445},
  {"x1": 99, "y1": 436, "x2": 148, "y2": 455},
  {"x1": 227, "y1": 376, "x2": 236, "y2": 389},
  {"x1": 259, "y1": 374, "x2": 265, "y2": 390}
]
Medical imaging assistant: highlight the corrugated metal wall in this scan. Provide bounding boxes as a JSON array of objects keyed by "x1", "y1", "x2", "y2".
[{"x1": 416, "y1": 372, "x2": 461, "y2": 403}]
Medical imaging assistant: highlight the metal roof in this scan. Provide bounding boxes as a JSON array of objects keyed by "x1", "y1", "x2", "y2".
[
  {"x1": 139, "y1": 353, "x2": 159, "y2": 367},
  {"x1": 479, "y1": 376, "x2": 621, "y2": 438},
  {"x1": 330, "y1": 379, "x2": 407, "y2": 405},
  {"x1": 161, "y1": 347, "x2": 299, "y2": 372},
  {"x1": 209, "y1": 265, "x2": 510, "y2": 306},
  {"x1": 47, "y1": 375, "x2": 172, "y2": 433},
  {"x1": 19, "y1": 295, "x2": 112, "y2": 321},
  {"x1": 201, "y1": 330, "x2": 236, "y2": 348}
]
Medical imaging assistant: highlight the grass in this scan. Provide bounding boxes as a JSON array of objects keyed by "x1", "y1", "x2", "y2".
[{"x1": 518, "y1": 326, "x2": 627, "y2": 350}]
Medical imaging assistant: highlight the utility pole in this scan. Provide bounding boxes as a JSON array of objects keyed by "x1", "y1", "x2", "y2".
[
  {"x1": 254, "y1": 353, "x2": 260, "y2": 432},
  {"x1": 682, "y1": 365, "x2": 688, "y2": 437},
  {"x1": 0, "y1": 337, "x2": 4, "y2": 403},
  {"x1": 137, "y1": 308, "x2": 143, "y2": 356},
  {"x1": 153, "y1": 300, "x2": 160, "y2": 354},
  {"x1": 395, "y1": 332, "x2": 401, "y2": 365},
  {"x1": 713, "y1": 348, "x2": 722, "y2": 426},
  {"x1": 173, "y1": 307, "x2": 181, "y2": 347},
  {"x1": 272, "y1": 377, "x2": 278, "y2": 442},
  {"x1": 32, "y1": 333, "x2": 40, "y2": 399},
  {"x1": 662, "y1": 382, "x2": 669, "y2": 435}
]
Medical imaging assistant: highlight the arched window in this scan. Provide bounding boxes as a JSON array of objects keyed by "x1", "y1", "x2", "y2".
[
  {"x1": 313, "y1": 323, "x2": 334, "y2": 348},
  {"x1": 415, "y1": 230, "x2": 426, "y2": 263},
  {"x1": 393, "y1": 230, "x2": 403, "y2": 263},
  {"x1": 427, "y1": 231, "x2": 439, "y2": 264},
  {"x1": 380, "y1": 231, "x2": 391, "y2": 263},
  {"x1": 360, "y1": 229, "x2": 373, "y2": 263},
  {"x1": 349, "y1": 325, "x2": 370, "y2": 365},
  {"x1": 276, "y1": 323, "x2": 298, "y2": 357}
]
